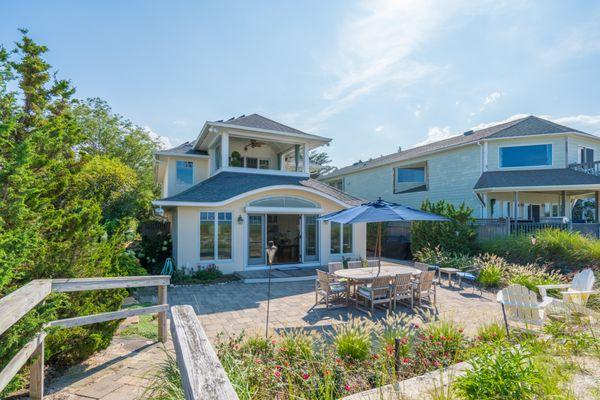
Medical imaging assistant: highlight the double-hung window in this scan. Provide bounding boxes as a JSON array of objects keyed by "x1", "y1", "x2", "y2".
[
  {"x1": 330, "y1": 222, "x2": 352, "y2": 254},
  {"x1": 200, "y1": 212, "x2": 232, "y2": 260},
  {"x1": 499, "y1": 144, "x2": 552, "y2": 168},
  {"x1": 176, "y1": 161, "x2": 194, "y2": 186}
]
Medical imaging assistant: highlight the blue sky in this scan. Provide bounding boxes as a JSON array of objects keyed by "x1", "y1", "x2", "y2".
[{"x1": 3, "y1": 0, "x2": 600, "y2": 167}]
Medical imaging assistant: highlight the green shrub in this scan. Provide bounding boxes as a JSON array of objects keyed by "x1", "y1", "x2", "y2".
[
  {"x1": 411, "y1": 200, "x2": 477, "y2": 255},
  {"x1": 413, "y1": 247, "x2": 475, "y2": 270},
  {"x1": 480, "y1": 228, "x2": 600, "y2": 270},
  {"x1": 331, "y1": 317, "x2": 374, "y2": 361},
  {"x1": 454, "y1": 344, "x2": 542, "y2": 399},
  {"x1": 504, "y1": 263, "x2": 564, "y2": 293},
  {"x1": 476, "y1": 323, "x2": 506, "y2": 343},
  {"x1": 474, "y1": 254, "x2": 506, "y2": 288}
]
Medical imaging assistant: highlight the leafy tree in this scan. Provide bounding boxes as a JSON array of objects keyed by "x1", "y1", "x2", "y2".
[
  {"x1": 411, "y1": 200, "x2": 477, "y2": 255},
  {"x1": 0, "y1": 30, "x2": 151, "y2": 392},
  {"x1": 309, "y1": 150, "x2": 336, "y2": 178}
]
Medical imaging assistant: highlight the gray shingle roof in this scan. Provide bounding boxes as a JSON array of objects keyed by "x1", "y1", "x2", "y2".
[
  {"x1": 156, "y1": 141, "x2": 208, "y2": 156},
  {"x1": 474, "y1": 168, "x2": 600, "y2": 190},
  {"x1": 322, "y1": 116, "x2": 591, "y2": 180},
  {"x1": 215, "y1": 114, "x2": 309, "y2": 136},
  {"x1": 159, "y1": 171, "x2": 363, "y2": 205}
]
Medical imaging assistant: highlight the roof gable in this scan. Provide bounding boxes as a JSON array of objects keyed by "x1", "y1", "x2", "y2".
[
  {"x1": 322, "y1": 115, "x2": 592, "y2": 180},
  {"x1": 215, "y1": 114, "x2": 308, "y2": 136}
]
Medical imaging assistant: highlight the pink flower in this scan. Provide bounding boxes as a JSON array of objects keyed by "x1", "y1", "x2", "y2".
[
  {"x1": 372, "y1": 354, "x2": 380, "y2": 360},
  {"x1": 302, "y1": 373, "x2": 310, "y2": 380},
  {"x1": 345, "y1": 384, "x2": 351, "y2": 391},
  {"x1": 433, "y1": 361, "x2": 441, "y2": 367},
  {"x1": 255, "y1": 358, "x2": 262, "y2": 364},
  {"x1": 400, "y1": 337, "x2": 408, "y2": 345},
  {"x1": 274, "y1": 371, "x2": 282, "y2": 379},
  {"x1": 402, "y1": 357, "x2": 410, "y2": 364}
]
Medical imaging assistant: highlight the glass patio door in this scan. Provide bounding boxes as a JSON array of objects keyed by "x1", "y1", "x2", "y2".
[
  {"x1": 303, "y1": 215, "x2": 318, "y2": 262},
  {"x1": 248, "y1": 214, "x2": 265, "y2": 265}
]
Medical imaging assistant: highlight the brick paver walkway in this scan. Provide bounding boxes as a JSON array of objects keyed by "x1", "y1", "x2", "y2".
[{"x1": 46, "y1": 280, "x2": 501, "y2": 399}]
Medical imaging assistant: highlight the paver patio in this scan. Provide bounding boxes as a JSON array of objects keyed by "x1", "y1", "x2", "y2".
[
  {"x1": 46, "y1": 279, "x2": 501, "y2": 399},
  {"x1": 167, "y1": 280, "x2": 501, "y2": 339}
]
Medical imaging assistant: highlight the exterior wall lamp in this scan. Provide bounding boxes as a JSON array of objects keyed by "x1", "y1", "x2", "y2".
[{"x1": 237, "y1": 215, "x2": 244, "y2": 224}]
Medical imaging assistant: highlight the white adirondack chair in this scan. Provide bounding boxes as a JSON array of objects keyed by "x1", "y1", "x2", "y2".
[
  {"x1": 497, "y1": 284, "x2": 553, "y2": 333},
  {"x1": 537, "y1": 269, "x2": 598, "y2": 306}
]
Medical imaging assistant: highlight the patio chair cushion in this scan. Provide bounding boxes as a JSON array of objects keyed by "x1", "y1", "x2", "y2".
[
  {"x1": 357, "y1": 287, "x2": 388, "y2": 300},
  {"x1": 457, "y1": 272, "x2": 476, "y2": 281},
  {"x1": 329, "y1": 282, "x2": 347, "y2": 293}
]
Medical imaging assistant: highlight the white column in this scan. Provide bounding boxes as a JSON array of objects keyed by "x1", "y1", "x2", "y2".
[
  {"x1": 221, "y1": 132, "x2": 229, "y2": 169},
  {"x1": 303, "y1": 143, "x2": 310, "y2": 174}
]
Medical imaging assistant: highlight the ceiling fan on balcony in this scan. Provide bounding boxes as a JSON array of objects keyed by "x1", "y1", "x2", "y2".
[{"x1": 244, "y1": 139, "x2": 266, "y2": 151}]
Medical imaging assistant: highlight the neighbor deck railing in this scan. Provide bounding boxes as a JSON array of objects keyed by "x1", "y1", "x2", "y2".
[{"x1": 0, "y1": 275, "x2": 170, "y2": 399}]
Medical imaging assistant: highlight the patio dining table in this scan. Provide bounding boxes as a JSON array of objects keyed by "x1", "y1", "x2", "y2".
[{"x1": 333, "y1": 265, "x2": 421, "y2": 281}]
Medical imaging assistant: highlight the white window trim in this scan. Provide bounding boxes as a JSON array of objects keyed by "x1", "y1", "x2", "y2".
[
  {"x1": 175, "y1": 160, "x2": 195, "y2": 188},
  {"x1": 393, "y1": 166, "x2": 427, "y2": 193},
  {"x1": 498, "y1": 143, "x2": 553, "y2": 169},
  {"x1": 330, "y1": 222, "x2": 353, "y2": 255},
  {"x1": 199, "y1": 211, "x2": 233, "y2": 261}
]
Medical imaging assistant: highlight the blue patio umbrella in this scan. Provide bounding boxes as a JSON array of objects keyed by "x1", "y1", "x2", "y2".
[{"x1": 318, "y1": 198, "x2": 449, "y2": 272}]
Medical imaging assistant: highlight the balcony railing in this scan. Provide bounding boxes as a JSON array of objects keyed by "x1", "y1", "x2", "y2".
[{"x1": 569, "y1": 161, "x2": 600, "y2": 176}]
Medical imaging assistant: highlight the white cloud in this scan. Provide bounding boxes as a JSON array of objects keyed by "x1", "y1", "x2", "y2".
[
  {"x1": 470, "y1": 113, "x2": 529, "y2": 131},
  {"x1": 546, "y1": 114, "x2": 600, "y2": 135},
  {"x1": 541, "y1": 23, "x2": 600, "y2": 65},
  {"x1": 374, "y1": 125, "x2": 385, "y2": 133},
  {"x1": 413, "y1": 126, "x2": 458, "y2": 147},
  {"x1": 144, "y1": 126, "x2": 174, "y2": 150},
  {"x1": 483, "y1": 91, "x2": 504, "y2": 106},
  {"x1": 308, "y1": 0, "x2": 465, "y2": 128},
  {"x1": 414, "y1": 104, "x2": 422, "y2": 118}
]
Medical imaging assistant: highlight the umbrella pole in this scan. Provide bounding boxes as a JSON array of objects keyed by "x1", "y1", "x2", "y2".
[{"x1": 377, "y1": 222, "x2": 382, "y2": 275}]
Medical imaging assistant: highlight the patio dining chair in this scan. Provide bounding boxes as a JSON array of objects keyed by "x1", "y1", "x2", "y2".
[
  {"x1": 537, "y1": 268, "x2": 598, "y2": 306},
  {"x1": 412, "y1": 270, "x2": 437, "y2": 307},
  {"x1": 366, "y1": 259, "x2": 380, "y2": 268},
  {"x1": 347, "y1": 260, "x2": 363, "y2": 269},
  {"x1": 356, "y1": 275, "x2": 393, "y2": 313},
  {"x1": 392, "y1": 273, "x2": 413, "y2": 309},
  {"x1": 328, "y1": 262, "x2": 343, "y2": 274},
  {"x1": 414, "y1": 262, "x2": 439, "y2": 284},
  {"x1": 315, "y1": 270, "x2": 348, "y2": 309}
]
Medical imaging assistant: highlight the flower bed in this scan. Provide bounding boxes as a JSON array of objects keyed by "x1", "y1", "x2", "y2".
[{"x1": 214, "y1": 315, "x2": 470, "y2": 399}]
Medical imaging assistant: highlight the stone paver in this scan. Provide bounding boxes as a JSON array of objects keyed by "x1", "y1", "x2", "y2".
[
  {"x1": 47, "y1": 280, "x2": 501, "y2": 399},
  {"x1": 167, "y1": 280, "x2": 501, "y2": 340}
]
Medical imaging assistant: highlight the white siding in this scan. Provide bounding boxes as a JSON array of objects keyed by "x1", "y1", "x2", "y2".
[{"x1": 568, "y1": 136, "x2": 600, "y2": 165}]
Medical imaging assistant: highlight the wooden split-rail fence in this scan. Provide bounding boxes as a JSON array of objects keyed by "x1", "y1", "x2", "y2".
[{"x1": 0, "y1": 275, "x2": 238, "y2": 400}]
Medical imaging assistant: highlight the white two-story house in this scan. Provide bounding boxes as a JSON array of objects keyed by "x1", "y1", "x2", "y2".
[
  {"x1": 153, "y1": 114, "x2": 366, "y2": 274},
  {"x1": 321, "y1": 116, "x2": 600, "y2": 224}
]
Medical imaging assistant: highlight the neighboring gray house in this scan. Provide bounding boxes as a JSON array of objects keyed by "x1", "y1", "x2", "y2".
[{"x1": 320, "y1": 116, "x2": 600, "y2": 223}]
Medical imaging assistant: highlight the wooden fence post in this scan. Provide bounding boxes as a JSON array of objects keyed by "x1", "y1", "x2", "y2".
[
  {"x1": 158, "y1": 285, "x2": 168, "y2": 342},
  {"x1": 29, "y1": 339, "x2": 44, "y2": 400}
]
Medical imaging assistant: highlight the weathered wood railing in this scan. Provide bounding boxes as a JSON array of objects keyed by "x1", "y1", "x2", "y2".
[
  {"x1": 0, "y1": 275, "x2": 170, "y2": 399},
  {"x1": 170, "y1": 305, "x2": 239, "y2": 400}
]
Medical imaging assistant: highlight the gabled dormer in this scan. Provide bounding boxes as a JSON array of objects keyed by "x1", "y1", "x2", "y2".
[{"x1": 156, "y1": 114, "x2": 331, "y2": 197}]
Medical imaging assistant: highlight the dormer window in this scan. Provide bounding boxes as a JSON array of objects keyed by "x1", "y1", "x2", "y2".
[{"x1": 176, "y1": 160, "x2": 194, "y2": 186}]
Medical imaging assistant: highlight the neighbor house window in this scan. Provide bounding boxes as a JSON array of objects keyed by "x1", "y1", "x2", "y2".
[
  {"x1": 579, "y1": 147, "x2": 594, "y2": 165},
  {"x1": 259, "y1": 159, "x2": 270, "y2": 169},
  {"x1": 394, "y1": 166, "x2": 426, "y2": 193},
  {"x1": 328, "y1": 179, "x2": 344, "y2": 191},
  {"x1": 176, "y1": 160, "x2": 194, "y2": 186},
  {"x1": 330, "y1": 222, "x2": 352, "y2": 254},
  {"x1": 200, "y1": 212, "x2": 232, "y2": 260},
  {"x1": 499, "y1": 144, "x2": 552, "y2": 168}
]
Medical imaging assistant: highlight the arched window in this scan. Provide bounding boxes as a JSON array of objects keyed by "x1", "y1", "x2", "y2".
[{"x1": 248, "y1": 196, "x2": 320, "y2": 209}]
